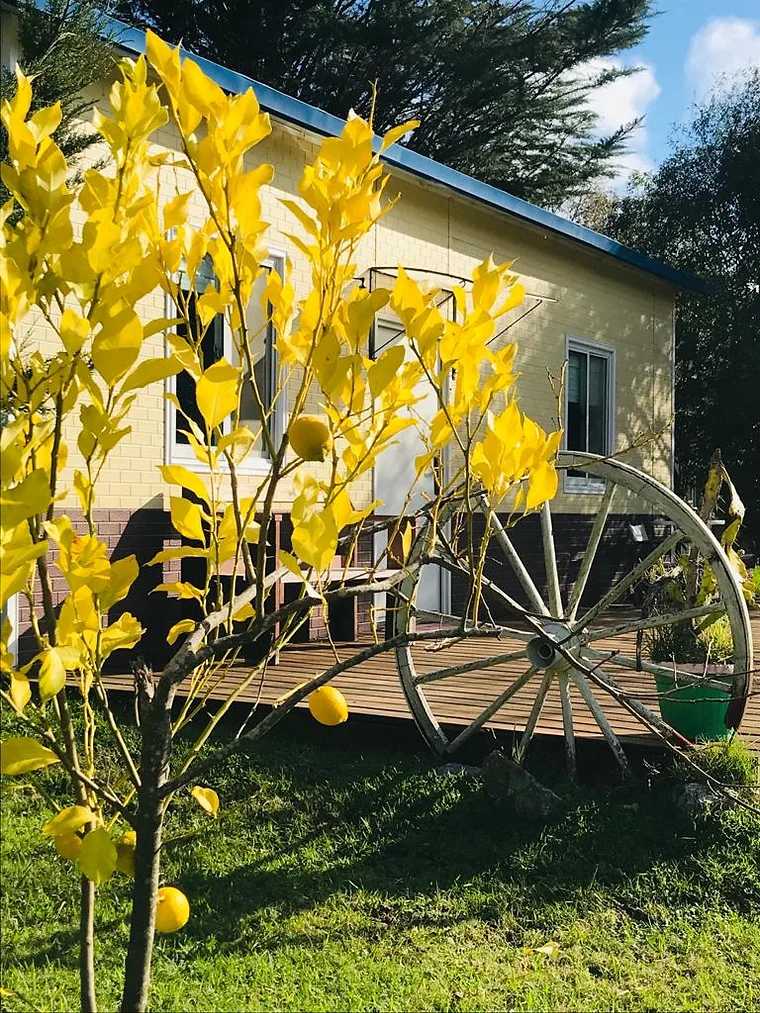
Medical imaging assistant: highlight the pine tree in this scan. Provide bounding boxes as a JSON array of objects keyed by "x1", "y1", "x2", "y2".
[
  {"x1": 0, "y1": 0, "x2": 114, "y2": 206},
  {"x1": 112, "y1": 0, "x2": 654, "y2": 208}
]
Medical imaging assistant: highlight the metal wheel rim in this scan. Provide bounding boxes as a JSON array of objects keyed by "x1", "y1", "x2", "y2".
[{"x1": 392, "y1": 451, "x2": 754, "y2": 768}]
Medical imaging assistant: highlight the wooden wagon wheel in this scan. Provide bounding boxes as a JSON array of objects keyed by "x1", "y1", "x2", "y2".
[{"x1": 391, "y1": 451, "x2": 753, "y2": 777}]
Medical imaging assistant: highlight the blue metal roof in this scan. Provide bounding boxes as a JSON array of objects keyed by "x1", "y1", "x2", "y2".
[{"x1": 106, "y1": 15, "x2": 705, "y2": 294}]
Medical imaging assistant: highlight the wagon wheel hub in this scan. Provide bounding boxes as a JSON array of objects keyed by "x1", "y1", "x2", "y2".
[{"x1": 526, "y1": 621, "x2": 583, "y2": 670}]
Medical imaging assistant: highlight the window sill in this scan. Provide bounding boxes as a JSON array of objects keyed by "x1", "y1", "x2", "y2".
[
  {"x1": 167, "y1": 449, "x2": 273, "y2": 478},
  {"x1": 563, "y1": 476, "x2": 607, "y2": 496}
]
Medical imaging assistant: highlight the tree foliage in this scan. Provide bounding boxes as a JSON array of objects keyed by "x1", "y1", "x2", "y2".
[
  {"x1": 0, "y1": 30, "x2": 560, "y2": 1011},
  {"x1": 112, "y1": 0, "x2": 654, "y2": 208},
  {"x1": 0, "y1": 0, "x2": 114, "y2": 207},
  {"x1": 607, "y1": 71, "x2": 760, "y2": 545}
]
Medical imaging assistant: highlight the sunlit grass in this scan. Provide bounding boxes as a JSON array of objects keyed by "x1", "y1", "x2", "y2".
[{"x1": 2, "y1": 710, "x2": 759, "y2": 1012}]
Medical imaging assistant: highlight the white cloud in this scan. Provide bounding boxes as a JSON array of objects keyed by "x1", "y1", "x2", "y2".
[
  {"x1": 575, "y1": 58, "x2": 660, "y2": 188},
  {"x1": 581, "y1": 58, "x2": 660, "y2": 135},
  {"x1": 685, "y1": 17, "x2": 760, "y2": 100}
]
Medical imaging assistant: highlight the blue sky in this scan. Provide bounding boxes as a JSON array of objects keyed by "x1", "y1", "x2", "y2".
[{"x1": 586, "y1": 1, "x2": 760, "y2": 183}]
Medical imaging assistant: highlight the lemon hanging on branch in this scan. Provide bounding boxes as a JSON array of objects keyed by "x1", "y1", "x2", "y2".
[
  {"x1": 308, "y1": 686, "x2": 349, "y2": 726},
  {"x1": 155, "y1": 887, "x2": 190, "y2": 933},
  {"x1": 289, "y1": 415, "x2": 333, "y2": 462}
]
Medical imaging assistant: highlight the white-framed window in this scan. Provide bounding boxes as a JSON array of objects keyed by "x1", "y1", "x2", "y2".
[
  {"x1": 165, "y1": 253, "x2": 285, "y2": 474},
  {"x1": 564, "y1": 335, "x2": 615, "y2": 493}
]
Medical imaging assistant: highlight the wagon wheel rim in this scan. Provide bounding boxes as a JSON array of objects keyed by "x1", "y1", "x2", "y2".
[{"x1": 392, "y1": 451, "x2": 753, "y2": 775}]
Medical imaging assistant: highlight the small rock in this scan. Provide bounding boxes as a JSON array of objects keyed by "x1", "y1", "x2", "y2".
[
  {"x1": 672, "y1": 781, "x2": 725, "y2": 819},
  {"x1": 481, "y1": 750, "x2": 564, "y2": 821},
  {"x1": 434, "y1": 762, "x2": 480, "y2": 778}
]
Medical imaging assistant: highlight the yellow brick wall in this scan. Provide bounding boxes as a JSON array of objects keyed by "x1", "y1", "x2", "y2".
[{"x1": 19, "y1": 80, "x2": 675, "y2": 519}]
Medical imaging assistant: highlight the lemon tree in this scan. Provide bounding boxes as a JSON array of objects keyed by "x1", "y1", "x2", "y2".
[{"x1": 0, "y1": 30, "x2": 560, "y2": 1012}]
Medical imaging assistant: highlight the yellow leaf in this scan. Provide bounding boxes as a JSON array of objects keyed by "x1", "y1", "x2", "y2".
[
  {"x1": 59, "y1": 308, "x2": 90, "y2": 354},
  {"x1": 380, "y1": 119, "x2": 420, "y2": 152},
  {"x1": 163, "y1": 191, "x2": 193, "y2": 230},
  {"x1": 9, "y1": 672, "x2": 31, "y2": 713},
  {"x1": 170, "y1": 496, "x2": 206, "y2": 542},
  {"x1": 100, "y1": 614, "x2": 143, "y2": 659},
  {"x1": 166, "y1": 619, "x2": 196, "y2": 645},
  {"x1": 148, "y1": 546, "x2": 209, "y2": 565},
  {"x1": 99, "y1": 555, "x2": 139, "y2": 610},
  {"x1": 153, "y1": 581, "x2": 205, "y2": 601},
  {"x1": 533, "y1": 941, "x2": 560, "y2": 958},
  {"x1": 118, "y1": 355, "x2": 183, "y2": 397},
  {"x1": 38, "y1": 647, "x2": 66, "y2": 701},
  {"x1": 78, "y1": 827, "x2": 117, "y2": 886},
  {"x1": 0, "y1": 737, "x2": 59, "y2": 775},
  {"x1": 42, "y1": 805, "x2": 92, "y2": 837},
  {"x1": 368, "y1": 345, "x2": 405, "y2": 399},
  {"x1": 158, "y1": 465, "x2": 210, "y2": 505},
  {"x1": 91, "y1": 306, "x2": 143, "y2": 387},
  {"x1": 278, "y1": 550, "x2": 305, "y2": 580},
  {"x1": 526, "y1": 458, "x2": 558, "y2": 511},
  {"x1": 0, "y1": 469, "x2": 51, "y2": 530},
  {"x1": 232, "y1": 602, "x2": 255, "y2": 620},
  {"x1": 190, "y1": 785, "x2": 219, "y2": 817},
  {"x1": 195, "y1": 358, "x2": 240, "y2": 430}
]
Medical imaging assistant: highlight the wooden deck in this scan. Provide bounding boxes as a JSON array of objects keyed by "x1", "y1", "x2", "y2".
[{"x1": 104, "y1": 611, "x2": 760, "y2": 750}]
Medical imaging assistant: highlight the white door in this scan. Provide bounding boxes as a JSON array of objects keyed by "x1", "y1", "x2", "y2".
[{"x1": 372, "y1": 317, "x2": 451, "y2": 622}]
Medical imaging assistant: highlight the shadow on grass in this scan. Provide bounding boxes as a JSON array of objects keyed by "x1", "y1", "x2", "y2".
[{"x1": 160, "y1": 724, "x2": 757, "y2": 955}]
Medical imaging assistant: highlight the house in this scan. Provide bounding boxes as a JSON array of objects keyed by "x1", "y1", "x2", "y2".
[{"x1": 2, "y1": 8, "x2": 704, "y2": 666}]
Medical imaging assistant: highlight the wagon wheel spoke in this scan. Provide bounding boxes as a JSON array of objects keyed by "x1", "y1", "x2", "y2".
[
  {"x1": 414, "y1": 647, "x2": 529, "y2": 685},
  {"x1": 575, "y1": 661, "x2": 692, "y2": 748},
  {"x1": 557, "y1": 670, "x2": 576, "y2": 782},
  {"x1": 566, "y1": 483, "x2": 617, "y2": 621},
  {"x1": 566, "y1": 669, "x2": 631, "y2": 777},
  {"x1": 540, "y1": 501, "x2": 563, "y2": 618},
  {"x1": 582, "y1": 645, "x2": 733, "y2": 691},
  {"x1": 585, "y1": 601, "x2": 728, "y2": 642},
  {"x1": 480, "y1": 498, "x2": 550, "y2": 616},
  {"x1": 517, "y1": 668, "x2": 553, "y2": 757},
  {"x1": 446, "y1": 665, "x2": 537, "y2": 754},
  {"x1": 574, "y1": 529, "x2": 682, "y2": 630}
]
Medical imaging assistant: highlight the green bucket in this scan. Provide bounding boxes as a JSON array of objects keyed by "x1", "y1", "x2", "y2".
[{"x1": 654, "y1": 667, "x2": 733, "y2": 742}]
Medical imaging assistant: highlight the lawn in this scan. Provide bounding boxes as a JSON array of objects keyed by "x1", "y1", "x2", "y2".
[{"x1": 1, "y1": 708, "x2": 759, "y2": 1013}]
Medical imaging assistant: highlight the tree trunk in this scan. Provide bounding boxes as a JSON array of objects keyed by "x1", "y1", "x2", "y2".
[
  {"x1": 120, "y1": 695, "x2": 172, "y2": 1013},
  {"x1": 80, "y1": 875, "x2": 97, "y2": 1013},
  {"x1": 120, "y1": 808, "x2": 164, "y2": 1013}
]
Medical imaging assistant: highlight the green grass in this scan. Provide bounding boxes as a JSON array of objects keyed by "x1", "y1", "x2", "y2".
[{"x1": 2, "y1": 710, "x2": 759, "y2": 1012}]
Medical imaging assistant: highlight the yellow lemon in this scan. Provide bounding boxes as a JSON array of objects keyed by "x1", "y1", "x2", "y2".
[
  {"x1": 55, "y1": 833, "x2": 82, "y2": 860},
  {"x1": 155, "y1": 886, "x2": 190, "y2": 934},
  {"x1": 289, "y1": 415, "x2": 333, "y2": 462},
  {"x1": 115, "y1": 830, "x2": 137, "y2": 877},
  {"x1": 308, "y1": 685, "x2": 348, "y2": 726}
]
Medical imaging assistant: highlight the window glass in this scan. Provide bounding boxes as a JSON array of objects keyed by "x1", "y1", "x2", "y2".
[
  {"x1": 170, "y1": 258, "x2": 280, "y2": 461},
  {"x1": 175, "y1": 293, "x2": 224, "y2": 445},
  {"x1": 566, "y1": 349, "x2": 587, "y2": 452},
  {"x1": 565, "y1": 340, "x2": 613, "y2": 488},
  {"x1": 233, "y1": 268, "x2": 276, "y2": 453},
  {"x1": 587, "y1": 354, "x2": 608, "y2": 455}
]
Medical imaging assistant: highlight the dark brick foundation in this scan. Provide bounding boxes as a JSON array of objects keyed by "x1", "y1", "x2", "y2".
[{"x1": 15, "y1": 508, "x2": 656, "y2": 671}]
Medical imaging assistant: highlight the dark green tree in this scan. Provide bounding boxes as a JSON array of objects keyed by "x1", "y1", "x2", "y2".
[
  {"x1": 608, "y1": 71, "x2": 760, "y2": 545},
  {"x1": 112, "y1": 0, "x2": 654, "y2": 207},
  {"x1": 0, "y1": 0, "x2": 114, "y2": 206}
]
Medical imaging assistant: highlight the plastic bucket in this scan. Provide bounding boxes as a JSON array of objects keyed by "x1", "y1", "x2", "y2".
[{"x1": 654, "y1": 664, "x2": 733, "y2": 742}]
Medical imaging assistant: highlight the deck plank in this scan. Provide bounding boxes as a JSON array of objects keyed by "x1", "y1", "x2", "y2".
[{"x1": 102, "y1": 611, "x2": 760, "y2": 749}]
